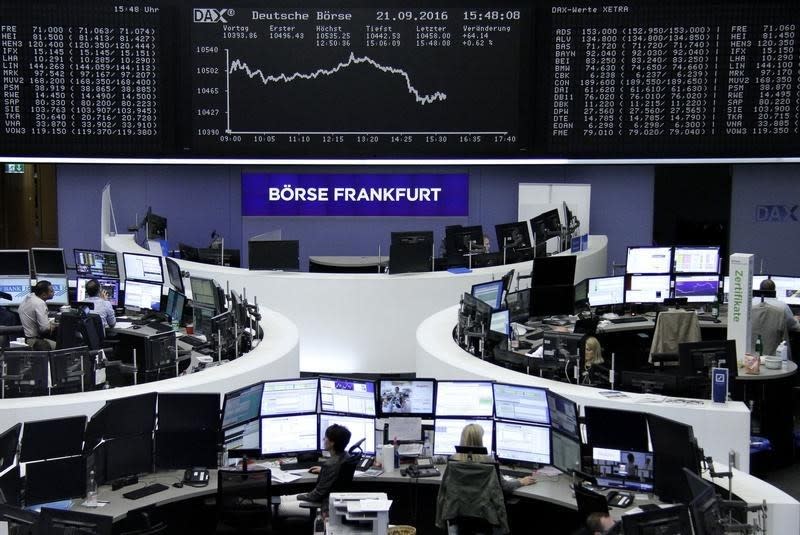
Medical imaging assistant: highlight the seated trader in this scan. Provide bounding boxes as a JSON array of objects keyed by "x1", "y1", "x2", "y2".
[
  {"x1": 456, "y1": 423, "x2": 535, "y2": 492},
  {"x1": 297, "y1": 424, "x2": 352, "y2": 508},
  {"x1": 18, "y1": 281, "x2": 56, "y2": 349},
  {"x1": 83, "y1": 279, "x2": 116, "y2": 329},
  {"x1": 582, "y1": 336, "x2": 610, "y2": 386}
]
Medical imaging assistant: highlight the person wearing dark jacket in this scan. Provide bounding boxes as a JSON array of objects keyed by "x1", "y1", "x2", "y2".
[{"x1": 297, "y1": 424, "x2": 351, "y2": 507}]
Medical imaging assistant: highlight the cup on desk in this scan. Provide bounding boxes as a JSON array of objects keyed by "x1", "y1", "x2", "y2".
[
  {"x1": 15, "y1": 337, "x2": 25, "y2": 344},
  {"x1": 185, "y1": 324, "x2": 194, "y2": 335}
]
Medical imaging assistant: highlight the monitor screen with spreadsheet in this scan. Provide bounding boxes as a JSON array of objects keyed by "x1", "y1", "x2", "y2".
[
  {"x1": 318, "y1": 414, "x2": 375, "y2": 454},
  {"x1": 122, "y1": 252, "x2": 163, "y2": 283},
  {"x1": 495, "y1": 421, "x2": 551, "y2": 467},
  {"x1": 433, "y1": 418, "x2": 493, "y2": 456},
  {"x1": 261, "y1": 414, "x2": 319, "y2": 457},
  {"x1": 493, "y1": 383, "x2": 549, "y2": 425},
  {"x1": 435, "y1": 381, "x2": 494, "y2": 418},
  {"x1": 261, "y1": 378, "x2": 319, "y2": 417},
  {"x1": 673, "y1": 246, "x2": 720, "y2": 274}
]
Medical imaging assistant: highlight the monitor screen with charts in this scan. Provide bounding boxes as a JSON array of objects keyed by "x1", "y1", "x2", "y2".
[
  {"x1": 591, "y1": 447, "x2": 654, "y2": 492},
  {"x1": 261, "y1": 414, "x2": 319, "y2": 457},
  {"x1": 224, "y1": 420, "x2": 261, "y2": 454},
  {"x1": 318, "y1": 414, "x2": 375, "y2": 454},
  {"x1": 378, "y1": 379, "x2": 435, "y2": 417},
  {"x1": 673, "y1": 246, "x2": 720, "y2": 274},
  {"x1": 46, "y1": 277, "x2": 69, "y2": 306},
  {"x1": 624, "y1": 274, "x2": 671, "y2": 304},
  {"x1": 222, "y1": 382, "x2": 264, "y2": 429},
  {"x1": 495, "y1": 421, "x2": 551, "y2": 466},
  {"x1": 551, "y1": 430, "x2": 582, "y2": 474},
  {"x1": 122, "y1": 252, "x2": 163, "y2": 283},
  {"x1": 490, "y1": 310, "x2": 510, "y2": 337},
  {"x1": 587, "y1": 276, "x2": 625, "y2": 307},
  {"x1": 31, "y1": 248, "x2": 66, "y2": 276},
  {"x1": 261, "y1": 378, "x2": 319, "y2": 417},
  {"x1": 433, "y1": 418, "x2": 493, "y2": 456},
  {"x1": 74, "y1": 249, "x2": 120, "y2": 279},
  {"x1": 435, "y1": 381, "x2": 494, "y2": 417},
  {"x1": 0, "y1": 277, "x2": 30, "y2": 306},
  {"x1": 722, "y1": 275, "x2": 769, "y2": 303},
  {"x1": 493, "y1": 383, "x2": 549, "y2": 425},
  {"x1": 0, "y1": 250, "x2": 30, "y2": 277},
  {"x1": 319, "y1": 377, "x2": 376, "y2": 417},
  {"x1": 124, "y1": 280, "x2": 162, "y2": 311},
  {"x1": 674, "y1": 275, "x2": 720, "y2": 303},
  {"x1": 471, "y1": 280, "x2": 504, "y2": 310},
  {"x1": 626, "y1": 247, "x2": 672, "y2": 274},
  {"x1": 769, "y1": 275, "x2": 800, "y2": 306},
  {"x1": 77, "y1": 278, "x2": 121, "y2": 307}
]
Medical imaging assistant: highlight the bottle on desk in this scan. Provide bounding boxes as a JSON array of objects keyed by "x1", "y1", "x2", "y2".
[
  {"x1": 755, "y1": 335, "x2": 763, "y2": 357},
  {"x1": 86, "y1": 469, "x2": 98, "y2": 506},
  {"x1": 313, "y1": 510, "x2": 325, "y2": 534}
]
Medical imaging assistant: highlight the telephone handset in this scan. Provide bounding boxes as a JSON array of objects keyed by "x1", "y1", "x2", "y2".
[
  {"x1": 405, "y1": 458, "x2": 439, "y2": 478},
  {"x1": 183, "y1": 467, "x2": 210, "y2": 487}
]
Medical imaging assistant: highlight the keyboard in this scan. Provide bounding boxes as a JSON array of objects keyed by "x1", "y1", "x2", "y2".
[
  {"x1": 180, "y1": 335, "x2": 208, "y2": 347},
  {"x1": 280, "y1": 460, "x2": 319, "y2": 471},
  {"x1": 609, "y1": 316, "x2": 649, "y2": 324},
  {"x1": 500, "y1": 468, "x2": 534, "y2": 478},
  {"x1": 123, "y1": 483, "x2": 169, "y2": 500}
]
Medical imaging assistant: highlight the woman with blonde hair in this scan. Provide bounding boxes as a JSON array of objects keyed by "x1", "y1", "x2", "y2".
[{"x1": 457, "y1": 424, "x2": 536, "y2": 490}]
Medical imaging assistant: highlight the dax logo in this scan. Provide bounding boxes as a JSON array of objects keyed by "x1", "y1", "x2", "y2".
[
  {"x1": 193, "y1": 8, "x2": 234, "y2": 23},
  {"x1": 755, "y1": 204, "x2": 798, "y2": 222}
]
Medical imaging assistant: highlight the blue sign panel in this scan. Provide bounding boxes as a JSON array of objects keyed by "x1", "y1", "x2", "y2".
[{"x1": 241, "y1": 173, "x2": 469, "y2": 217}]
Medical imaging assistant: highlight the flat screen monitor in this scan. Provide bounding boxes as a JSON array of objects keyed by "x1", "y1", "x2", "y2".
[
  {"x1": 673, "y1": 246, "x2": 720, "y2": 274},
  {"x1": 261, "y1": 414, "x2": 319, "y2": 457},
  {"x1": 530, "y1": 285, "x2": 575, "y2": 317},
  {"x1": 0, "y1": 424, "x2": 21, "y2": 473},
  {"x1": 124, "y1": 280, "x2": 162, "y2": 311},
  {"x1": 390, "y1": 231, "x2": 434, "y2": 246},
  {"x1": 224, "y1": 420, "x2": 261, "y2": 454},
  {"x1": 261, "y1": 378, "x2": 319, "y2": 417},
  {"x1": 505, "y1": 288, "x2": 530, "y2": 323},
  {"x1": 20, "y1": 416, "x2": 86, "y2": 462},
  {"x1": 722, "y1": 275, "x2": 768, "y2": 303},
  {"x1": 122, "y1": 252, "x2": 163, "y2": 283},
  {"x1": 587, "y1": 275, "x2": 625, "y2": 307},
  {"x1": 76, "y1": 278, "x2": 121, "y2": 307},
  {"x1": 574, "y1": 278, "x2": 588, "y2": 305},
  {"x1": 157, "y1": 392, "x2": 220, "y2": 432},
  {"x1": 591, "y1": 447, "x2": 654, "y2": 492},
  {"x1": 648, "y1": 415, "x2": 702, "y2": 503},
  {"x1": 318, "y1": 414, "x2": 375, "y2": 455},
  {"x1": 144, "y1": 209, "x2": 167, "y2": 240},
  {"x1": 551, "y1": 430, "x2": 582, "y2": 475},
  {"x1": 31, "y1": 248, "x2": 65, "y2": 276},
  {"x1": 493, "y1": 383, "x2": 549, "y2": 425},
  {"x1": 674, "y1": 275, "x2": 720, "y2": 303},
  {"x1": 689, "y1": 484, "x2": 723, "y2": 535},
  {"x1": 46, "y1": 277, "x2": 69, "y2": 306},
  {"x1": 377, "y1": 379, "x2": 435, "y2": 417},
  {"x1": 769, "y1": 275, "x2": 800, "y2": 306},
  {"x1": 435, "y1": 381, "x2": 494, "y2": 418},
  {"x1": 490, "y1": 310, "x2": 510, "y2": 337},
  {"x1": 97, "y1": 392, "x2": 157, "y2": 439},
  {"x1": 193, "y1": 306, "x2": 215, "y2": 337},
  {"x1": 74, "y1": 249, "x2": 120, "y2": 279},
  {"x1": 624, "y1": 274, "x2": 671, "y2": 304},
  {"x1": 319, "y1": 377, "x2": 376, "y2": 417},
  {"x1": 678, "y1": 340, "x2": 737, "y2": 389},
  {"x1": 447, "y1": 225, "x2": 483, "y2": 256},
  {"x1": 626, "y1": 246, "x2": 673, "y2": 274},
  {"x1": 39, "y1": 507, "x2": 113, "y2": 535},
  {"x1": 621, "y1": 505, "x2": 692, "y2": 535},
  {"x1": 389, "y1": 242, "x2": 432, "y2": 274},
  {"x1": 154, "y1": 430, "x2": 217, "y2": 469},
  {"x1": 584, "y1": 406, "x2": 649, "y2": 452},
  {"x1": 164, "y1": 257, "x2": 184, "y2": 293},
  {"x1": 533, "y1": 255, "x2": 577, "y2": 286},
  {"x1": 433, "y1": 418, "x2": 493, "y2": 456},
  {"x1": 495, "y1": 222, "x2": 532, "y2": 250},
  {"x1": 0, "y1": 277, "x2": 30, "y2": 305},
  {"x1": 165, "y1": 289, "x2": 185, "y2": 324},
  {"x1": 222, "y1": 382, "x2": 265, "y2": 429},
  {"x1": 248, "y1": 240, "x2": 300, "y2": 271},
  {"x1": 104, "y1": 433, "x2": 153, "y2": 481},
  {"x1": 190, "y1": 276, "x2": 218, "y2": 310},
  {"x1": 24, "y1": 456, "x2": 85, "y2": 506},
  {"x1": 0, "y1": 250, "x2": 30, "y2": 276},
  {"x1": 471, "y1": 280, "x2": 504, "y2": 310},
  {"x1": 530, "y1": 209, "x2": 561, "y2": 242},
  {"x1": 546, "y1": 390, "x2": 579, "y2": 440},
  {"x1": 495, "y1": 421, "x2": 551, "y2": 467}
]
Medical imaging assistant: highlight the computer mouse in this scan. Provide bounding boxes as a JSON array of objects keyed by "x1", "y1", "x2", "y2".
[
  {"x1": 172, "y1": 481, "x2": 183, "y2": 488},
  {"x1": 132, "y1": 325, "x2": 141, "y2": 330}
]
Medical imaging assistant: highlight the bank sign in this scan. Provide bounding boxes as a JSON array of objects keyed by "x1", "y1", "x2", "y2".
[{"x1": 241, "y1": 173, "x2": 469, "y2": 217}]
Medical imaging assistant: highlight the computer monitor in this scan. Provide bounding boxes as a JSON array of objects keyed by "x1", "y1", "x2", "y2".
[
  {"x1": 31, "y1": 248, "x2": 66, "y2": 276},
  {"x1": 493, "y1": 383, "x2": 549, "y2": 425},
  {"x1": 319, "y1": 377, "x2": 376, "y2": 417},
  {"x1": 124, "y1": 280, "x2": 162, "y2": 311},
  {"x1": 74, "y1": 249, "x2": 120, "y2": 279},
  {"x1": 190, "y1": 276, "x2": 218, "y2": 310},
  {"x1": 155, "y1": 430, "x2": 217, "y2": 469},
  {"x1": 39, "y1": 506, "x2": 113, "y2": 535},
  {"x1": 648, "y1": 414, "x2": 702, "y2": 503},
  {"x1": 621, "y1": 505, "x2": 692, "y2": 535},
  {"x1": 391, "y1": 231, "x2": 434, "y2": 246},
  {"x1": 587, "y1": 275, "x2": 625, "y2": 307},
  {"x1": 505, "y1": 288, "x2": 530, "y2": 323},
  {"x1": 377, "y1": 379, "x2": 435, "y2": 417},
  {"x1": 591, "y1": 447, "x2": 654, "y2": 492},
  {"x1": 574, "y1": 278, "x2": 589, "y2": 307},
  {"x1": 261, "y1": 414, "x2": 319, "y2": 457},
  {"x1": 211, "y1": 311, "x2": 235, "y2": 352},
  {"x1": 248, "y1": 240, "x2": 300, "y2": 271},
  {"x1": 530, "y1": 285, "x2": 575, "y2": 317},
  {"x1": 584, "y1": 406, "x2": 650, "y2": 452},
  {"x1": 20, "y1": 415, "x2": 86, "y2": 462},
  {"x1": 620, "y1": 370, "x2": 679, "y2": 395},
  {"x1": 490, "y1": 310, "x2": 510, "y2": 337},
  {"x1": 0, "y1": 277, "x2": 31, "y2": 305},
  {"x1": 224, "y1": 420, "x2": 261, "y2": 456},
  {"x1": 688, "y1": 482, "x2": 723, "y2": 535},
  {"x1": 495, "y1": 222, "x2": 532, "y2": 250},
  {"x1": 545, "y1": 390, "x2": 579, "y2": 440},
  {"x1": 49, "y1": 347, "x2": 93, "y2": 391},
  {"x1": 122, "y1": 252, "x2": 164, "y2": 284},
  {"x1": 435, "y1": 381, "x2": 494, "y2": 418},
  {"x1": 96, "y1": 392, "x2": 157, "y2": 439},
  {"x1": 447, "y1": 225, "x2": 484, "y2": 256},
  {"x1": 674, "y1": 275, "x2": 720, "y2": 303},
  {"x1": 471, "y1": 280, "x2": 504, "y2": 310},
  {"x1": 165, "y1": 289, "x2": 185, "y2": 324},
  {"x1": 678, "y1": 340, "x2": 737, "y2": 391},
  {"x1": 103, "y1": 433, "x2": 153, "y2": 481},
  {"x1": 624, "y1": 274, "x2": 671, "y2": 304},
  {"x1": 722, "y1": 274, "x2": 768, "y2": 303},
  {"x1": 433, "y1": 418, "x2": 493, "y2": 456},
  {"x1": 551, "y1": 429, "x2": 582, "y2": 475},
  {"x1": 143, "y1": 209, "x2": 167, "y2": 240},
  {"x1": 157, "y1": 392, "x2": 220, "y2": 432},
  {"x1": 222, "y1": 382, "x2": 265, "y2": 429},
  {"x1": 193, "y1": 305, "x2": 215, "y2": 337},
  {"x1": 43, "y1": 277, "x2": 68, "y2": 306},
  {"x1": 495, "y1": 421, "x2": 551, "y2": 467},
  {"x1": 229, "y1": 290, "x2": 247, "y2": 327},
  {"x1": 1, "y1": 352, "x2": 48, "y2": 395},
  {"x1": 673, "y1": 246, "x2": 720, "y2": 274},
  {"x1": 0, "y1": 250, "x2": 31, "y2": 276},
  {"x1": 261, "y1": 378, "x2": 319, "y2": 417},
  {"x1": 770, "y1": 275, "x2": 800, "y2": 306},
  {"x1": 164, "y1": 257, "x2": 184, "y2": 293},
  {"x1": 530, "y1": 209, "x2": 562, "y2": 243},
  {"x1": 533, "y1": 255, "x2": 577, "y2": 286},
  {"x1": 318, "y1": 414, "x2": 375, "y2": 454},
  {"x1": 626, "y1": 246, "x2": 673, "y2": 274},
  {"x1": 143, "y1": 331, "x2": 177, "y2": 370},
  {"x1": 178, "y1": 243, "x2": 200, "y2": 262},
  {"x1": 542, "y1": 332, "x2": 583, "y2": 364},
  {"x1": 0, "y1": 424, "x2": 21, "y2": 473},
  {"x1": 24, "y1": 456, "x2": 85, "y2": 506},
  {"x1": 389, "y1": 242, "x2": 432, "y2": 274},
  {"x1": 76, "y1": 278, "x2": 121, "y2": 307}
]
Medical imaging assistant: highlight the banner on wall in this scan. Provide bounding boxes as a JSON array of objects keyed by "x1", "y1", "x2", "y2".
[{"x1": 241, "y1": 173, "x2": 469, "y2": 217}]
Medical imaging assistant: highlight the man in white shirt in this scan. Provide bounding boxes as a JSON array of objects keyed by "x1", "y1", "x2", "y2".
[
  {"x1": 18, "y1": 280, "x2": 56, "y2": 349},
  {"x1": 83, "y1": 279, "x2": 116, "y2": 329},
  {"x1": 752, "y1": 279, "x2": 800, "y2": 332}
]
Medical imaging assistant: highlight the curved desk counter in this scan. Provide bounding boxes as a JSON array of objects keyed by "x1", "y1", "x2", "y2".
[
  {"x1": 105, "y1": 234, "x2": 607, "y2": 374},
  {"x1": 0, "y1": 308, "x2": 299, "y2": 434}
]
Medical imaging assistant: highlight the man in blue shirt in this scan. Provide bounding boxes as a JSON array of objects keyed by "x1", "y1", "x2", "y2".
[{"x1": 84, "y1": 279, "x2": 116, "y2": 329}]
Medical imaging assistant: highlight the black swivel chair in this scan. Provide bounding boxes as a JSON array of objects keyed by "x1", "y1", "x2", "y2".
[
  {"x1": 0, "y1": 503, "x2": 38, "y2": 534},
  {"x1": 39, "y1": 507, "x2": 112, "y2": 535},
  {"x1": 56, "y1": 311, "x2": 84, "y2": 350},
  {"x1": 217, "y1": 467, "x2": 273, "y2": 534},
  {"x1": 0, "y1": 292, "x2": 23, "y2": 349}
]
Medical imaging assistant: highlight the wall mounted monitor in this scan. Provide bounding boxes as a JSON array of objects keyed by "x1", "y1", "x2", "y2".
[
  {"x1": 31, "y1": 248, "x2": 66, "y2": 276},
  {"x1": 0, "y1": 250, "x2": 31, "y2": 277},
  {"x1": 224, "y1": 420, "x2": 261, "y2": 455},
  {"x1": 435, "y1": 381, "x2": 494, "y2": 418},
  {"x1": 533, "y1": 255, "x2": 577, "y2": 286},
  {"x1": 673, "y1": 246, "x2": 720, "y2": 274},
  {"x1": 587, "y1": 275, "x2": 625, "y2": 307},
  {"x1": 165, "y1": 289, "x2": 185, "y2": 324},
  {"x1": 584, "y1": 406, "x2": 649, "y2": 452},
  {"x1": 157, "y1": 392, "x2": 220, "y2": 432},
  {"x1": 495, "y1": 421, "x2": 551, "y2": 467},
  {"x1": 769, "y1": 275, "x2": 800, "y2": 306},
  {"x1": 76, "y1": 278, "x2": 121, "y2": 307},
  {"x1": 591, "y1": 447, "x2": 654, "y2": 493},
  {"x1": 673, "y1": 275, "x2": 720, "y2": 303},
  {"x1": 490, "y1": 310, "x2": 510, "y2": 337},
  {"x1": 74, "y1": 249, "x2": 120, "y2": 279},
  {"x1": 124, "y1": 280, "x2": 162, "y2": 311},
  {"x1": 626, "y1": 246, "x2": 673, "y2": 275},
  {"x1": 260, "y1": 414, "x2": 319, "y2": 457},
  {"x1": 471, "y1": 280, "x2": 504, "y2": 310},
  {"x1": 495, "y1": 221, "x2": 532, "y2": 250},
  {"x1": 318, "y1": 414, "x2": 375, "y2": 455},
  {"x1": 624, "y1": 274, "x2": 671, "y2": 304},
  {"x1": 545, "y1": 390, "x2": 579, "y2": 440},
  {"x1": 551, "y1": 429, "x2": 582, "y2": 475},
  {"x1": 621, "y1": 505, "x2": 692, "y2": 535},
  {"x1": 222, "y1": 382, "x2": 265, "y2": 429},
  {"x1": 20, "y1": 415, "x2": 86, "y2": 462},
  {"x1": 433, "y1": 418, "x2": 493, "y2": 456},
  {"x1": 164, "y1": 257, "x2": 185, "y2": 293},
  {"x1": 189, "y1": 276, "x2": 218, "y2": 310},
  {"x1": 248, "y1": 240, "x2": 300, "y2": 271},
  {"x1": 0, "y1": 277, "x2": 30, "y2": 306},
  {"x1": 122, "y1": 252, "x2": 163, "y2": 283},
  {"x1": 46, "y1": 277, "x2": 69, "y2": 306},
  {"x1": 319, "y1": 377, "x2": 376, "y2": 417},
  {"x1": 261, "y1": 378, "x2": 319, "y2": 417},
  {"x1": 377, "y1": 379, "x2": 435, "y2": 417},
  {"x1": 493, "y1": 383, "x2": 549, "y2": 425}
]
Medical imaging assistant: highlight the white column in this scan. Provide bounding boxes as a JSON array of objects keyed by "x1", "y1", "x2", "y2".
[{"x1": 727, "y1": 253, "x2": 754, "y2": 363}]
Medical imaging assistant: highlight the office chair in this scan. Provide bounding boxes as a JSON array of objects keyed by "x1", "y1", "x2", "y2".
[
  {"x1": 751, "y1": 302, "x2": 788, "y2": 356},
  {"x1": 649, "y1": 309, "x2": 701, "y2": 364},
  {"x1": 0, "y1": 503, "x2": 38, "y2": 535},
  {"x1": 0, "y1": 293, "x2": 23, "y2": 349},
  {"x1": 435, "y1": 459, "x2": 509, "y2": 534},
  {"x1": 56, "y1": 311, "x2": 84, "y2": 350},
  {"x1": 217, "y1": 467, "x2": 273, "y2": 534},
  {"x1": 39, "y1": 507, "x2": 112, "y2": 535}
]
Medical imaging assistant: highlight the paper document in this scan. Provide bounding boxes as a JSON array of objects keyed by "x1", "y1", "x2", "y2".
[
  {"x1": 396, "y1": 443, "x2": 423, "y2": 457},
  {"x1": 269, "y1": 470, "x2": 302, "y2": 483},
  {"x1": 354, "y1": 469, "x2": 384, "y2": 478},
  {"x1": 388, "y1": 418, "x2": 422, "y2": 443},
  {"x1": 115, "y1": 322, "x2": 133, "y2": 329},
  {"x1": 347, "y1": 499, "x2": 393, "y2": 512}
]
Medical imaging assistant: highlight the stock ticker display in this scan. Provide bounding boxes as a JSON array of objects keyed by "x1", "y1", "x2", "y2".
[{"x1": 2, "y1": 1, "x2": 800, "y2": 158}]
